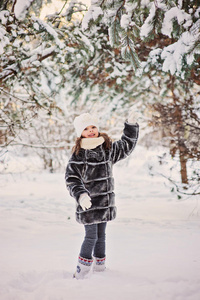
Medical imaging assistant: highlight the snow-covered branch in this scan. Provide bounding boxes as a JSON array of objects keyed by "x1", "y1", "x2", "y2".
[{"x1": 82, "y1": 0, "x2": 200, "y2": 77}]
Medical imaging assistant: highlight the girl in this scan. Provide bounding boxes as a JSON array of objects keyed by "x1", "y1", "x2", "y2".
[{"x1": 65, "y1": 112, "x2": 139, "y2": 279}]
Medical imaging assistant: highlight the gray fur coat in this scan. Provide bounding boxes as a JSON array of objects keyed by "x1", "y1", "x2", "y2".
[{"x1": 65, "y1": 122, "x2": 139, "y2": 225}]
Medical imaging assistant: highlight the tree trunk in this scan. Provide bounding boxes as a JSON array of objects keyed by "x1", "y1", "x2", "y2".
[
  {"x1": 170, "y1": 76, "x2": 189, "y2": 185},
  {"x1": 179, "y1": 150, "x2": 188, "y2": 185}
]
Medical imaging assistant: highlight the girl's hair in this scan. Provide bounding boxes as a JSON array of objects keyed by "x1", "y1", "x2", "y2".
[{"x1": 72, "y1": 132, "x2": 112, "y2": 155}]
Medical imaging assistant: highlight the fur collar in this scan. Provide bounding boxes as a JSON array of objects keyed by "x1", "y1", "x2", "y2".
[{"x1": 81, "y1": 136, "x2": 105, "y2": 150}]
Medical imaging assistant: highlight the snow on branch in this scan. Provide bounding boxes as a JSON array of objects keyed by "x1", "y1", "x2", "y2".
[
  {"x1": 78, "y1": 31, "x2": 94, "y2": 54},
  {"x1": 140, "y1": 1, "x2": 167, "y2": 38},
  {"x1": 0, "y1": 26, "x2": 9, "y2": 55},
  {"x1": 140, "y1": 2, "x2": 156, "y2": 39},
  {"x1": 0, "y1": 10, "x2": 10, "y2": 24},
  {"x1": 161, "y1": 7, "x2": 191, "y2": 37},
  {"x1": 20, "y1": 46, "x2": 57, "y2": 70},
  {"x1": 1, "y1": 46, "x2": 56, "y2": 81},
  {"x1": 161, "y1": 20, "x2": 200, "y2": 75},
  {"x1": 31, "y1": 16, "x2": 65, "y2": 49},
  {"x1": 82, "y1": 5, "x2": 103, "y2": 31},
  {"x1": 14, "y1": 0, "x2": 34, "y2": 20}
]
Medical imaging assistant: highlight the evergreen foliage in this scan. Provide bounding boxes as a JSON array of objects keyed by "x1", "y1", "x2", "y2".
[
  {"x1": 83, "y1": 0, "x2": 200, "y2": 79},
  {"x1": 0, "y1": 0, "x2": 199, "y2": 195}
]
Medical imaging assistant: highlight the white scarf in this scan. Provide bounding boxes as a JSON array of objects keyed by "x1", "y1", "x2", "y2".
[{"x1": 81, "y1": 136, "x2": 105, "y2": 150}]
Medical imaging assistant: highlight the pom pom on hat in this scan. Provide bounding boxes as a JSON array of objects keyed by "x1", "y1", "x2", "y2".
[{"x1": 74, "y1": 113, "x2": 99, "y2": 137}]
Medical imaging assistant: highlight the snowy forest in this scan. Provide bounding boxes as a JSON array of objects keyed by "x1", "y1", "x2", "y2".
[
  {"x1": 0, "y1": 0, "x2": 200, "y2": 197},
  {"x1": 1, "y1": 1, "x2": 200, "y2": 299}
]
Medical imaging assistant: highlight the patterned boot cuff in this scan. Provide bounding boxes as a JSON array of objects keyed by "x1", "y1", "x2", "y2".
[
  {"x1": 94, "y1": 257, "x2": 106, "y2": 265},
  {"x1": 78, "y1": 256, "x2": 93, "y2": 266}
]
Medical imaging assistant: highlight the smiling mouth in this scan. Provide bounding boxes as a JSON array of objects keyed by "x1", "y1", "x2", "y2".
[{"x1": 88, "y1": 133, "x2": 96, "y2": 137}]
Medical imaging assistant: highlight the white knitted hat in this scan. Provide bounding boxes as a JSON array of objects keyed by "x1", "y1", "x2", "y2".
[{"x1": 73, "y1": 113, "x2": 99, "y2": 137}]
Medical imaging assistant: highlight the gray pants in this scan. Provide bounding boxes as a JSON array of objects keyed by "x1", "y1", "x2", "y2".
[{"x1": 80, "y1": 222, "x2": 107, "y2": 259}]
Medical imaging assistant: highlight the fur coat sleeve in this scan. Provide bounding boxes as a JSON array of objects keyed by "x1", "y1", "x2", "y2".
[
  {"x1": 65, "y1": 156, "x2": 89, "y2": 202},
  {"x1": 111, "y1": 122, "x2": 139, "y2": 164}
]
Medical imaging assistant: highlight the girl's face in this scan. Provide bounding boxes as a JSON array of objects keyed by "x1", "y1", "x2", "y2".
[{"x1": 81, "y1": 125, "x2": 99, "y2": 138}]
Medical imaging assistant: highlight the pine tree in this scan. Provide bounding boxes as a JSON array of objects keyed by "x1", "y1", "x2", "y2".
[
  {"x1": 0, "y1": 0, "x2": 89, "y2": 146},
  {"x1": 0, "y1": 0, "x2": 199, "y2": 194},
  {"x1": 82, "y1": 0, "x2": 200, "y2": 80}
]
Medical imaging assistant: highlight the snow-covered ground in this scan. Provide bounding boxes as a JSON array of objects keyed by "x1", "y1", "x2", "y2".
[{"x1": 0, "y1": 145, "x2": 200, "y2": 300}]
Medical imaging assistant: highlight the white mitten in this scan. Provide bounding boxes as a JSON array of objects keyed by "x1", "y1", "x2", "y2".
[{"x1": 79, "y1": 193, "x2": 92, "y2": 211}]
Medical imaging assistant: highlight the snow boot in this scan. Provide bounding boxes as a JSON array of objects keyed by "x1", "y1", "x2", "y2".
[
  {"x1": 93, "y1": 257, "x2": 106, "y2": 272},
  {"x1": 73, "y1": 256, "x2": 93, "y2": 279}
]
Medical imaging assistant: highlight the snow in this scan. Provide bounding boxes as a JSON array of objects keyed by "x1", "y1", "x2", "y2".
[
  {"x1": 78, "y1": 31, "x2": 94, "y2": 54},
  {"x1": 138, "y1": 1, "x2": 199, "y2": 75},
  {"x1": 0, "y1": 145, "x2": 200, "y2": 300},
  {"x1": 82, "y1": 5, "x2": 103, "y2": 31},
  {"x1": 162, "y1": 7, "x2": 191, "y2": 37},
  {"x1": 194, "y1": 7, "x2": 200, "y2": 19},
  {"x1": 0, "y1": 26, "x2": 9, "y2": 54},
  {"x1": 140, "y1": 3, "x2": 155, "y2": 38},
  {"x1": 161, "y1": 27, "x2": 200, "y2": 74},
  {"x1": 120, "y1": 14, "x2": 131, "y2": 29},
  {"x1": 31, "y1": 16, "x2": 65, "y2": 49},
  {"x1": 14, "y1": 0, "x2": 33, "y2": 20},
  {"x1": 140, "y1": 0, "x2": 193, "y2": 41},
  {"x1": 0, "y1": 10, "x2": 10, "y2": 24}
]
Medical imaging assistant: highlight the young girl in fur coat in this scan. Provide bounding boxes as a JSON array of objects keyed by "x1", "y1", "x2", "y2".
[{"x1": 65, "y1": 112, "x2": 139, "y2": 279}]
